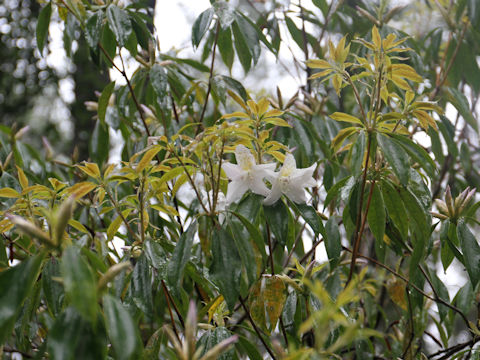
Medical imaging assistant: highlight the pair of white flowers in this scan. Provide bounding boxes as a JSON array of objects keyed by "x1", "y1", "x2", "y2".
[{"x1": 222, "y1": 145, "x2": 317, "y2": 206}]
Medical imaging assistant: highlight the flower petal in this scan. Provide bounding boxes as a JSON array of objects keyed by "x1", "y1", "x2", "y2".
[
  {"x1": 222, "y1": 163, "x2": 242, "y2": 180},
  {"x1": 226, "y1": 180, "x2": 248, "y2": 204},
  {"x1": 263, "y1": 182, "x2": 282, "y2": 205},
  {"x1": 249, "y1": 175, "x2": 271, "y2": 197}
]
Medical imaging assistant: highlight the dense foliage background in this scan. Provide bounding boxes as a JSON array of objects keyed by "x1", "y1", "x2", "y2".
[{"x1": 1, "y1": 0, "x2": 480, "y2": 358}]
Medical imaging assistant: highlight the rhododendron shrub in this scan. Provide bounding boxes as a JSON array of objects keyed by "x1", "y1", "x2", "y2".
[{"x1": 1, "y1": 1, "x2": 480, "y2": 359}]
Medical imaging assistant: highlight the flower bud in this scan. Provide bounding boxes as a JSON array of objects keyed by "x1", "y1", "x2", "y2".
[
  {"x1": 6, "y1": 214, "x2": 55, "y2": 247},
  {"x1": 54, "y1": 196, "x2": 76, "y2": 246}
]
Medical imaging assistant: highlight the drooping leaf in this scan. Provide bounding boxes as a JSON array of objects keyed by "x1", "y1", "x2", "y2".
[
  {"x1": 264, "y1": 200, "x2": 289, "y2": 247},
  {"x1": 85, "y1": 11, "x2": 104, "y2": 48},
  {"x1": 0, "y1": 253, "x2": 45, "y2": 344},
  {"x1": 98, "y1": 81, "x2": 115, "y2": 124},
  {"x1": 192, "y1": 7, "x2": 214, "y2": 48},
  {"x1": 103, "y1": 294, "x2": 141, "y2": 360},
  {"x1": 210, "y1": 227, "x2": 242, "y2": 311},
  {"x1": 197, "y1": 327, "x2": 235, "y2": 360},
  {"x1": 378, "y1": 133, "x2": 409, "y2": 185},
  {"x1": 325, "y1": 217, "x2": 341, "y2": 268},
  {"x1": 106, "y1": 5, "x2": 132, "y2": 47},
  {"x1": 130, "y1": 254, "x2": 153, "y2": 316},
  {"x1": 36, "y1": 2, "x2": 52, "y2": 54},
  {"x1": 457, "y1": 220, "x2": 480, "y2": 288}
]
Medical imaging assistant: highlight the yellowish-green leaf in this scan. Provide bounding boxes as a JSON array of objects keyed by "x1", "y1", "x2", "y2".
[
  {"x1": 330, "y1": 112, "x2": 364, "y2": 126},
  {"x1": 16, "y1": 166, "x2": 28, "y2": 190},
  {"x1": 263, "y1": 117, "x2": 291, "y2": 127},
  {"x1": 107, "y1": 208, "x2": 134, "y2": 241},
  {"x1": 263, "y1": 109, "x2": 284, "y2": 118},
  {"x1": 221, "y1": 111, "x2": 250, "y2": 119},
  {"x1": 77, "y1": 162, "x2": 101, "y2": 179},
  {"x1": 372, "y1": 26, "x2": 381, "y2": 49},
  {"x1": 136, "y1": 146, "x2": 162, "y2": 173},
  {"x1": 68, "y1": 219, "x2": 89, "y2": 234},
  {"x1": 332, "y1": 127, "x2": 359, "y2": 153},
  {"x1": 257, "y1": 98, "x2": 270, "y2": 116},
  {"x1": 306, "y1": 59, "x2": 331, "y2": 69},
  {"x1": 0, "y1": 188, "x2": 20, "y2": 198},
  {"x1": 66, "y1": 182, "x2": 98, "y2": 199}
]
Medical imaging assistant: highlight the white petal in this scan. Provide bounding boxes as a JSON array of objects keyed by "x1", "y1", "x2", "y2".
[
  {"x1": 285, "y1": 185, "x2": 307, "y2": 203},
  {"x1": 280, "y1": 153, "x2": 297, "y2": 176},
  {"x1": 226, "y1": 181, "x2": 248, "y2": 204},
  {"x1": 222, "y1": 163, "x2": 243, "y2": 180},
  {"x1": 249, "y1": 175, "x2": 271, "y2": 196},
  {"x1": 263, "y1": 182, "x2": 282, "y2": 205}
]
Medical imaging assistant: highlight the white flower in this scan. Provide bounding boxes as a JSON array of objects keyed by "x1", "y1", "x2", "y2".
[
  {"x1": 263, "y1": 153, "x2": 316, "y2": 206},
  {"x1": 222, "y1": 145, "x2": 276, "y2": 204}
]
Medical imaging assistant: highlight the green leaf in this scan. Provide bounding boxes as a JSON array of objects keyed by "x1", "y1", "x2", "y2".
[
  {"x1": 229, "y1": 210, "x2": 267, "y2": 261},
  {"x1": 85, "y1": 11, "x2": 103, "y2": 48},
  {"x1": 284, "y1": 15, "x2": 305, "y2": 52},
  {"x1": 447, "y1": 87, "x2": 478, "y2": 131},
  {"x1": 325, "y1": 217, "x2": 341, "y2": 268},
  {"x1": 0, "y1": 253, "x2": 45, "y2": 344},
  {"x1": 324, "y1": 176, "x2": 352, "y2": 208},
  {"x1": 381, "y1": 180, "x2": 408, "y2": 240},
  {"x1": 210, "y1": 227, "x2": 242, "y2": 311},
  {"x1": 399, "y1": 187, "x2": 429, "y2": 242},
  {"x1": 350, "y1": 131, "x2": 365, "y2": 175},
  {"x1": 457, "y1": 220, "x2": 480, "y2": 288},
  {"x1": 232, "y1": 21, "x2": 252, "y2": 73},
  {"x1": 290, "y1": 202, "x2": 325, "y2": 237},
  {"x1": 62, "y1": 246, "x2": 98, "y2": 322},
  {"x1": 103, "y1": 294, "x2": 141, "y2": 360},
  {"x1": 234, "y1": 14, "x2": 260, "y2": 64},
  {"x1": 389, "y1": 133, "x2": 436, "y2": 177},
  {"x1": 367, "y1": 184, "x2": 386, "y2": 259},
  {"x1": 221, "y1": 75, "x2": 249, "y2": 101},
  {"x1": 36, "y1": 2, "x2": 52, "y2": 54},
  {"x1": 192, "y1": 7, "x2": 214, "y2": 48},
  {"x1": 378, "y1": 133, "x2": 409, "y2": 185},
  {"x1": 90, "y1": 119, "x2": 110, "y2": 167},
  {"x1": 228, "y1": 219, "x2": 257, "y2": 286},
  {"x1": 166, "y1": 221, "x2": 197, "y2": 294},
  {"x1": 98, "y1": 81, "x2": 115, "y2": 124},
  {"x1": 264, "y1": 200, "x2": 289, "y2": 246},
  {"x1": 429, "y1": 270, "x2": 450, "y2": 322},
  {"x1": 101, "y1": 24, "x2": 117, "y2": 63},
  {"x1": 150, "y1": 64, "x2": 168, "y2": 98},
  {"x1": 106, "y1": 5, "x2": 132, "y2": 47},
  {"x1": 130, "y1": 254, "x2": 153, "y2": 316},
  {"x1": 42, "y1": 257, "x2": 64, "y2": 317},
  {"x1": 218, "y1": 27, "x2": 234, "y2": 70},
  {"x1": 197, "y1": 327, "x2": 235, "y2": 360},
  {"x1": 47, "y1": 307, "x2": 84, "y2": 359}
]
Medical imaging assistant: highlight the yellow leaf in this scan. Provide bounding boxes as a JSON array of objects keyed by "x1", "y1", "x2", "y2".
[
  {"x1": 66, "y1": 182, "x2": 98, "y2": 199},
  {"x1": 107, "y1": 208, "x2": 133, "y2": 241},
  {"x1": 68, "y1": 219, "x2": 89, "y2": 234},
  {"x1": 390, "y1": 64, "x2": 423, "y2": 82},
  {"x1": 136, "y1": 146, "x2": 162, "y2": 173},
  {"x1": 330, "y1": 112, "x2": 364, "y2": 125},
  {"x1": 263, "y1": 117, "x2": 291, "y2": 127},
  {"x1": 372, "y1": 26, "x2": 381, "y2": 49},
  {"x1": 247, "y1": 99, "x2": 258, "y2": 115},
  {"x1": 306, "y1": 59, "x2": 331, "y2": 69},
  {"x1": 77, "y1": 162, "x2": 101, "y2": 179},
  {"x1": 227, "y1": 90, "x2": 248, "y2": 111},
  {"x1": 0, "y1": 188, "x2": 20, "y2": 198},
  {"x1": 263, "y1": 109, "x2": 284, "y2": 118},
  {"x1": 387, "y1": 278, "x2": 407, "y2": 310},
  {"x1": 309, "y1": 69, "x2": 333, "y2": 80},
  {"x1": 332, "y1": 127, "x2": 358, "y2": 153},
  {"x1": 221, "y1": 111, "x2": 250, "y2": 119},
  {"x1": 48, "y1": 178, "x2": 68, "y2": 191},
  {"x1": 208, "y1": 295, "x2": 225, "y2": 323},
  {"x1": 257, "y1": 98, "x2": 270, "y2": 116},
  {"x1": 16, "y1": 166, "x2": 28, "y2": 190}
]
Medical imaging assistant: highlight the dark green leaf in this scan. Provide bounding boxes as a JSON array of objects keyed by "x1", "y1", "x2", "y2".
[
  {"x1": 229, "y1": 210, "x2": 267, "y2": 261},
  {"x1": 42, "y1": 257, "x2": 64, "y2": 317},
  {"x1": 85, "y1": 11, "x2": 103, "y2": 48},
  {"x1": 325, "y1": 217, "x2": 341, "y2": 268},
  {"x1": 221, "y1": 75, "x2": 249, "y2": 101},
  {"x1": 378, "y1": 133, "x2": 409, "y2": 185},
  {"x1": 390, "y1": 133, "x2": 436, "y2": 177},
  {"x1": 228, "y1": 219, "x2": 257, "y2": 286},
  {"x1": 447, "y1": 87, "x2": 478, "y2": 131},
  {"x1": 381, "y1": 180, "x2": 408, "y2": 241},
  {"x1": 350, "y1": 131, "x2": 365, "y2": 175},
  {"x1": 106, "y1": 5, "x2": 132, "y2": 47},
  {"x1": 218, "y1": 27, "x2": 234, "y2": 70},
  {"x1": 150, "y1": 64, "x2": 168, "y2": 98},
  {"x1": 399, "y1": 187, "x2": 429, "y2": 242},
  {"x1": 290, "y1": 202, "x2": 325, "y2": 237},
  {"x1": 103, "y1": 294, "x2": 141, "y2": 360},
  {"x1": 232, "y1": 21, "x2": 252, "y2": 72},
  {"x1": 429, "y1": 270, "x2": 450, "y2": 321},
  {"x1": 197, "y1": 327, "x2": 234, "y2": 360},
  {"x1": 36, "y1": 2, "x2": 52, "y2": 54},
  {"x1": 457, "y1": 220, "x2": 480, "y2": 288},
  {"x1": 234, "y1": 14, "x2": 260, "y2": 64},
  {"x1": 98, "y1": 81, "x2": 115, "y2": 124},
  {"x1": 130, "y1": 254, "x2": 153, "y2": 315},
  {"x1": 264, "y1": 200, "x2": 289, "y2": 246},
  {"x1": 47, "y1": 307, "x2": 84, "y2": 359},
  {"x1": 62, "y1": 246, "x2": 97, "y2": 322},
  {"x1": 192, "y1": 7, "x2": 214, "y2": 48},
  {"x1": 166, "y1": 221, "x2": 197, "y2": 293},
  {"x1": 90, "y1": 119, "x2": 110, "y2": 167},
  {"x1": 367, "y1": 184, "x2": 386, "y2": 259},
  {"x1": 324, "y1": 176, "x2": 352, "y2": 208},
  {"x1": 210, "y1": 227, "x2": 242, "y2": 311},
  {"x1": 0, "y1": 253, "x2": 44, "y2": 344}
]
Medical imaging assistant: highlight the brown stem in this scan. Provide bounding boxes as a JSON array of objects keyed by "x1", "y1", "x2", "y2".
[
  {"x1": 346, "y1": 134, "x2": 372, "y2": 285},
  {"x1": 161, "y1": 279, "x2": 181, "y2": 341}
]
